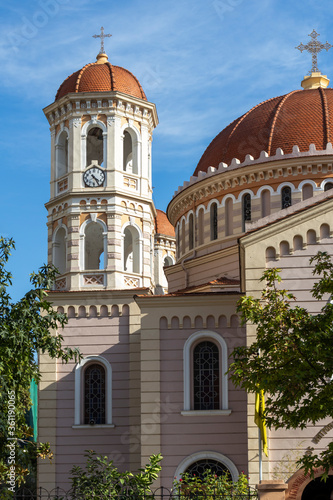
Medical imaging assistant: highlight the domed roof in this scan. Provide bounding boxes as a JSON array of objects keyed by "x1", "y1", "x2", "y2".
[
  {"x1": 194, "y1": 87, "x2": 333, "y2": 175},
  {"x1": 155, "y1": 209, "x2": 175, "y2": 237},
  {"x1": 55, "y1": 54, "x2": 147, "y2": 101}
]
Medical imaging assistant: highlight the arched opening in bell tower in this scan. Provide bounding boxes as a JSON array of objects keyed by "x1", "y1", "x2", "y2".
[
  {"x1": 53, "y1": 226, "x2": 67, "y2": 274},
  {"x1": 123, "y1": 129, "x2": 138, "y2": 175},
  {"x1": 123, "y1": 225, "x2": 141, "y2": 274},
  {"x1": 56, "y1": 130, "x2": 69, "y2": 178},
  {"x1": 87, "y1": 127, "x2": 104, "y2": 167},
  {"x1": 84, "y1": 221, "x2": 105, "y2": 270}
]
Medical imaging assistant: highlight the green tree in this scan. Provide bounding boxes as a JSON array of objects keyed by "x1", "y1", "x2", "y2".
[
  {"x1": 0, "y1": 237, "x2": 81, "y2": 486},
  {"x1": 229, "y1": 251, "x2": 333, "y2": 478},
  {"x1": 70, "y1": 451, "x2": 162, "y2": 498}
]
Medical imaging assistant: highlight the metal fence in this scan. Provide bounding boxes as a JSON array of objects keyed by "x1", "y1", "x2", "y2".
[{"x1": 0, "y1": 486, "x2": 259, "y2": 500}]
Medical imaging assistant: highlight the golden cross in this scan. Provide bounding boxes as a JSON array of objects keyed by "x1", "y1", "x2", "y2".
[
  {"x1": 296, "y1": 30, "x2": 332, "y2": 73},
  {"x1": 92, "y1": 27, "x2": 112, "y2": 54}
]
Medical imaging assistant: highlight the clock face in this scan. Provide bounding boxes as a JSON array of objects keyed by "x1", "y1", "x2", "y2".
[{"x1": 83, "y1": 167, "x2": 105, "y2": 187}]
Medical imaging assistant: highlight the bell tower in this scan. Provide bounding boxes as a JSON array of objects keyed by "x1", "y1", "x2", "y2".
[{"x1": 43, "y1": 43, "x2": 158, "y2": 292}]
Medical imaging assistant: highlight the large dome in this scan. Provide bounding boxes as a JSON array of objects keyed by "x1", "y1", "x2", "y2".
[
  {"x1": 194, "y1": 87, "x2": 333, "y2": 175},
  {"x1": 55, "y1": 54, "x2": 147, "y2": 101}
]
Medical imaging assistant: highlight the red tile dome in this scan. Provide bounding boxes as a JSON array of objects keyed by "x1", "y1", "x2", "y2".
[
  {"x1": 155, "y1": 209, "x2": 175, "y2": 237},
  {"x1": 194, "y1": 87, "x2": 333, "y2": 175},
  {"x1": 55, "y1": 56, "x2": 147, "y2": 101}
]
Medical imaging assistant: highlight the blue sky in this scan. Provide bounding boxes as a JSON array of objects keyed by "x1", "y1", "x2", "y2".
[{"x1": 1, "y1": 0, "x2": 333, "y2": 299}]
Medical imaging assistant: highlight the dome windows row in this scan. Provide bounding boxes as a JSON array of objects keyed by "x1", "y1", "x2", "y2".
[{"x1": 176, "y1": 180, "x2": 333, "y2": 259}]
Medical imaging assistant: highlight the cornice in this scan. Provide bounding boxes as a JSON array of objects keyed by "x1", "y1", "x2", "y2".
[
  {"x1": 167, "y1": 144, "x2": 333, "y2": 225},
  {"x1": 134, "y1": 292, "x2": 241, "y2": 309},
  {"x1": 43, "y1": 90, "x2": 158, "y2": 130}
]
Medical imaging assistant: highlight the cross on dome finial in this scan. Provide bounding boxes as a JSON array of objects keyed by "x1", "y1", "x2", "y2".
[
  {"x1": 92, "y1": 27, "x2": 112, "y2": 55},
  {"x1": 296, "y1": 29, "x2": 332, "y2": 74}
]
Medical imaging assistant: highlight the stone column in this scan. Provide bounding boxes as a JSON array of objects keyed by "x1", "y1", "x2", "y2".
[{"x1": 257, "y1": 480, "x2": 288, "y2": 500}]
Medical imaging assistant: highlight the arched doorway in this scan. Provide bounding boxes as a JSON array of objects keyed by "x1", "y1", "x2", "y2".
[{"x1": 301, "y1": 476, "x2": 333, "y2": 499}]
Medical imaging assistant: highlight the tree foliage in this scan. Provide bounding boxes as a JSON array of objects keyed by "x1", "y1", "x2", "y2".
[
  {"x1": 173, "y1": 469, "x2": 251, "y2": 498},
  {"x1": 70, "y1": 451, "x2": 162, "y2": 498},
  {"x1": 229, "y1": 251, "x2": 333, "y2": 477},
  {"x1": 0, "y1": 237, "x2": 81, "y2": 485}
]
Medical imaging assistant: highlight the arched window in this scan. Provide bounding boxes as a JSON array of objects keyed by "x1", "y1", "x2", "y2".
[
  {"x1": 324, "y1": 182, "x2": 333, "y2": 191},
  {"x1": 176, "y1": 223, "x2": 180, "y2": 259},
  {"x1": 261, "y1": 189, "x2": 271, "y2": 217},
  {"x1": 53, "y1": 226, "x2": 66, "y2": 274},
  {"x1": 84, "y1": 222, "x2": 104, "y2": 270},
  {"x1": 56, "y1": 130, "x2": 69, "y2": 178},
  {"x1": 123, "y1": 131, "x2": 134, "y2": 173},
  {"x1": 185, "y1": 459, "x2": 231, "y2": 480},
  {"x1": 189, "y1": 213, "x2": 194, "y2": 250},
  {"x1": 84, "y1": 364, "x2": 105, "y2": 425},
  {"x1": 281, "y1": 186, "x2": 292, "y2": 209},
  {"x1": 198, "y1": 208, "x2": 204, "y2": 245},
  {"x1": 183, "y1": 331, "x2": 230, "y2": 413},
  {"x1": 210, "y1": 203, "x2": 218, "y2": 241},
  {"x1": 193, "y1": 341, "x2": 219, "y2": 410},
  {"x1": 302, "y1": 184, "x2": 313, "y2": 200},
  {"x1": 164, "y1": 256, "x2": 173, "y2": 267},
  {"x1": 123, "y1": 225, "x2": 141, "y2": 273},
  {"x1": 74, "y1": 356, "x2": 113, "y2": 427},
  {"x1": 225, "y1": 198, "x2": 233, "y2": 236},
  {"x1": 174, "y1": 452, "x2": 239, "y2": 483},
  {"x1": 181, "y1": 219, "x2": 185, "y2": 254},
  {"x1": 86, "y1": 127, "x2": 104, "y2": 167},
  {"x1": 242, "y1": 193, "x2": 251, "y2": 231}
]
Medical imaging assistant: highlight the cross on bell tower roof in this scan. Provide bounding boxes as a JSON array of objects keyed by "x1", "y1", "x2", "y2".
[
  {"x1": 295, "y1": 30, "x2": 332, "y2": 89},
  {"x1": 92, "y1": 27, "x2": 112, "y2": 64}
]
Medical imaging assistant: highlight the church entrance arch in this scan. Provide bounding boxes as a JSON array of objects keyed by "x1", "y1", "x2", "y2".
[
  {"x1": 301, "y1": 476, "x2": 333, "y2": 499},
  {"x1": 287, "y1": 469, "x2": 333, "y2": 500}
]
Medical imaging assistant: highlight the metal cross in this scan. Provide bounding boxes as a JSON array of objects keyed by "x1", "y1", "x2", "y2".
[
  {"x1": 92, "y1": 27, "x2": 112, "y2": 54},
  {"x1": 295, "y1": 29, "x2": 332, "y2": 73}
]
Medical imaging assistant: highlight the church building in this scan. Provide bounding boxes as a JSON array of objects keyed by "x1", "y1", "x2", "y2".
[{"x1": 38, "y1": 29, "x2": 333, "y2": 499}]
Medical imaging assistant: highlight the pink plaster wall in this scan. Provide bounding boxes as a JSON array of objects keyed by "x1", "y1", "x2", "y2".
[
  {"x1": 158, "y1": 321, "x2": 248, "y2": 486},
  {"x1": 54, "y1": 313, "x2": 132, "y2": 489}
]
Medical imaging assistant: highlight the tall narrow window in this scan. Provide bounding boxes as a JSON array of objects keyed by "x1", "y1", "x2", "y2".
[
  {"x1": 85, "y1": 222, "x2": 104, "y2": 270},
  {"x1": 210, "y1": 203, "x2": 218, "y2": 241},
  {"x1": 84, "y1": 364, "x2": 105, "y2": 425},
  {"x1": 261, "y1": 190, "x2": 271, "y2": 217},
  {"x1": 198, "y1": 208, "x2": 204, "y2": 245},
  {"x1": 242, "y1": 193, "x2": 251, "y2": 231},
  {"x1": 123, "y1": 225, "x2": 141, "y2": 274},
  {"x1": 56, "y1": 131, "x2": 69, "y2": 178},
  {"x1": 189, "y1": 213, "x2": 194, "y2": 250},
  {"x1": 181, "y1": 220, "x2": 185, "y2": 254},
  {"x1": 225, "y1": 198, "x2": 233, "y2": 236},
  {"x1": 193, "y1": 341, "x2": 219, "y2": 410},
  {"x1": 87, "y1": 127, "x2": 103, "y2": 167},
  {"x1": 281, "y1": 186, "x2": 292, "y2": 209},
  {"x1": 324, "y1": 182, "x2": 333, "y2": 191},
  {"x1": 53, "y1": 227, "x2": 66, "y2": 274},
  {"x1": 176, "y1": 224, "x2": 180, "y2": 259},
  {"x1": 302, "y1": 184, "x2": 313, "y2": 200},
  {"x1": 123, "y1": 131, "x2": 133, "y2": 172}
]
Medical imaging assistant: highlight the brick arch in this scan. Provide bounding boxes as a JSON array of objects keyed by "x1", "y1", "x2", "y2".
[{"x1": 286, "y1": 467, "x2": 333, "y2": 499}]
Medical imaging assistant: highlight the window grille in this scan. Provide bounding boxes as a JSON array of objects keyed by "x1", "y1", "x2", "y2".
[
  {"x1": 193, "y1": 341, "x2": 219, "y2": 410},
  {"x1": 281, "y1": 186, "x2": 292, "y2": 209},
  {"x1": 185, "y1": 459, "x2": 230, "y2": 479},
  {"x1": 242, "y1": 194, "x2": 251, "y2": 231},
  {"x1": 210, "y1": 204, "x2": 218, "y2": 241},
  {"x1": 84, "y1": 364, "x2": 106, "y2": 424}
]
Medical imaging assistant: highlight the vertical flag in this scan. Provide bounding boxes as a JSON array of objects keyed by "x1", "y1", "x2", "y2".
[{"x1": 255, "y1": 389, "x2": 268, "y2": 457}]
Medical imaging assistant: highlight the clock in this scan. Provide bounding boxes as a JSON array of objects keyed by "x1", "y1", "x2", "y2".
[{"x1": 83, "y1": 167, "x2": 105, "y2": 187}]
